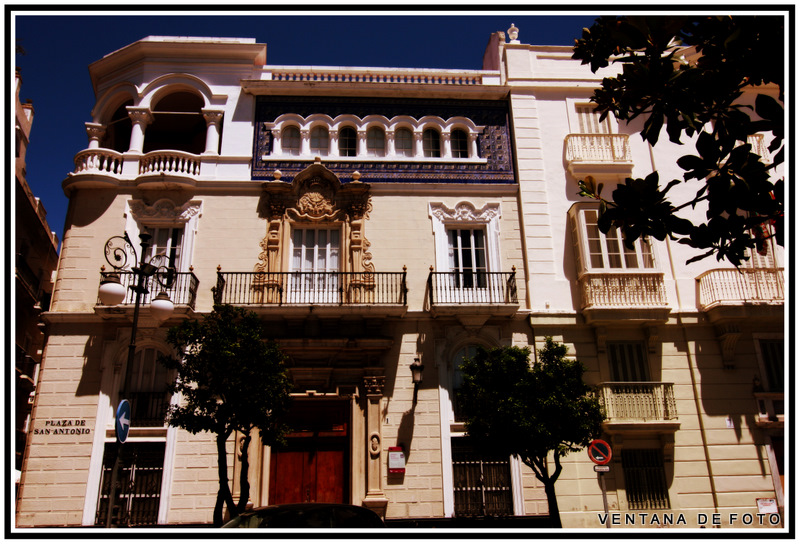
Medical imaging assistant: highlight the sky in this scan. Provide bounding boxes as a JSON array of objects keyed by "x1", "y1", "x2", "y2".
[{"x1": 12, "y1": 9, "x2": 601, "y2": 247}]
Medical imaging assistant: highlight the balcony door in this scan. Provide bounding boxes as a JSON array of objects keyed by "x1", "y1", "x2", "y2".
[
  {"x1": 446, "y1": 228, "x2": 489, "y2": 303},
  {"x1": 289, "y1": 228, "x2": 341, "y2": 303}
]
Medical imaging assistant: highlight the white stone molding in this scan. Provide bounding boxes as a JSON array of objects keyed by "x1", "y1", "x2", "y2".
[
  {"x1": 128, "y1": 198, "x2": 203, "y2": 226},
  {"x1": 429, "y1": 201, "x2": 502, "y2": 275}
]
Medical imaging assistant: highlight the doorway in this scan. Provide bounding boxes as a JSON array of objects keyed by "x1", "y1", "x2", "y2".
[{"x1": 269, "y1": 399, "x2": 350, "y2": 504}]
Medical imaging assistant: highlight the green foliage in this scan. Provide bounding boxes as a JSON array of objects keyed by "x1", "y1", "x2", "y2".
[
  {"x1": 458, "y1": 340, "x2": 603, "y2": 463},
  {"x1": 160, "y1": 304, "x2": 292, "y2": 444},
  {"x1": 573, "y1": 16, "x2": 784, "y2": 266}
]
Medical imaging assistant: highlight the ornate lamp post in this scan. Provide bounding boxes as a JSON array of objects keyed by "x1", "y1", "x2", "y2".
[{"x1": 99, "y1": 232, "x2": 175, "y2": 527}]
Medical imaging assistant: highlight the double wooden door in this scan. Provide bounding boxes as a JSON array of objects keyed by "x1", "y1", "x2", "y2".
[{"x1": 269, "y1": 400, "x2": 349, "y2": 504}]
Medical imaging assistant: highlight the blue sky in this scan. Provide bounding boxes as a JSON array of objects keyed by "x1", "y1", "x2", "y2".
[{"x1": 13, "y1": 10, "x2": 599, "y2": 246}]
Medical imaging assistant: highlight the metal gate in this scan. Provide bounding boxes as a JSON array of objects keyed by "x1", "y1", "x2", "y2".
[{"x1": 95, "y1": 442, "x2": 165, "y2": 526}]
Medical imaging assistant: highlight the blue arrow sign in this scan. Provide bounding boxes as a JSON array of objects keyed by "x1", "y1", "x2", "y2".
[{"x1": 116, "y1": 399, "x2": 131, "y2": 444}]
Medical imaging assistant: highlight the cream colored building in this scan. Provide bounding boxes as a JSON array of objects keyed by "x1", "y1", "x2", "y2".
[{"x1": 17, "y1": 27, "x2": 784, "y2": 530}]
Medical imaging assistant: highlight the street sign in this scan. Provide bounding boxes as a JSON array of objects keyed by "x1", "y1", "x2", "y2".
[
  {"x1": 588, "y1": 439, "x2": 612, "y2": 465},
  {"x1": 115, "y1": 399, "x2": 131, "y2": 444},
  {"x1": 594, "y1": 465, "x2": 610, "y2": 473}
]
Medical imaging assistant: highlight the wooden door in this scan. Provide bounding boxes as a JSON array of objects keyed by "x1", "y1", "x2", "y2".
[{"x1": 269, "y1": 400, "x2": 349, "y2": 504}]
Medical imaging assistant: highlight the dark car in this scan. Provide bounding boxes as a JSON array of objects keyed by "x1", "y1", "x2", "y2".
[{"x1": 222, "y1": 503, "x2": 386, "y2": 529}]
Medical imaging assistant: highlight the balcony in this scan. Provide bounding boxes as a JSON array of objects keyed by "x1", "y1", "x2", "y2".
[
  {"x1": 696, "y1": 268, "x2": 784, "y2": 322},
  {"x1": 212, "y1": 270, "x2": 408, "y2": 316},
  {"x1": 578, "y1": 272, "x2": 669, "y2": 324},
  {"x1": 427, "y1": 270, "x2": 519, "y2": 325},
  {"x1": 565, "y1": 133, "x2": 633, "y2": 177},
  {"x1": 65, "y1": 148, "x2": 210, "y2": 195},
  {"x1": 95, "y1": 270, "x2": 199, "y2": 318},
  {"x1": 597, "y1": 382, "x2": 680, "y2": 434}
]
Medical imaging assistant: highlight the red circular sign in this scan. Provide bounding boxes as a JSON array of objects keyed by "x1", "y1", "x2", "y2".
[{"x1": 588, "y1": 439, "x2": 612, "y2": 465}]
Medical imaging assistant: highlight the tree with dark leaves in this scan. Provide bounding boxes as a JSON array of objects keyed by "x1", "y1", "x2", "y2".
[
  {"x1": 160, "y1": 304, "x2": 291, "y2": 527},
  {"x1": 573, "y1": 16, "x2": 783, "y2": 265},
  {"x1": 457, "y1": 339, "x2": 604, "y2": 528}
]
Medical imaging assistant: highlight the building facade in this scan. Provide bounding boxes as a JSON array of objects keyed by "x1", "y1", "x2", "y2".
[
  {"x1": 15, "y1": 67, "x2": 60, "y2": 495},
  {"x1": 17, "y1": 26, "x2": 784, "y2": 530}
]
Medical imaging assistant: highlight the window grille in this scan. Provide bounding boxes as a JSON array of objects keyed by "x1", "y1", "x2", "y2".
[
  {"x1": 95, "y1": 442, "x2": 165, "y2": 526},
  {"x1": 452, "y1": 437, "x2": 513, "y2": 516},
  {"x1": 622, "y1": 449, "x2": 670, "y2": 510}
]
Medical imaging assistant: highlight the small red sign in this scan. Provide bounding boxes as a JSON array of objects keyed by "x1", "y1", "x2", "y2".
[{"x1": 588, "y1": 439, "x2": 612, "y2": 465}]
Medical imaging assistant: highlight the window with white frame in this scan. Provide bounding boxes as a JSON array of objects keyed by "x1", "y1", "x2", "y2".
[
  {"x1": 144, "y1": 226, "x2": 184, "y2": 271},
  {"x1": 423, "y1": 128, "x2": 441, "y2": 158},
  {"x1": 570, "y1": 206, "x2": 655, "y2": 272},
  {"x1": 289, "y1": 227, "x2": 341, "y2": 303},
  {"x1": 451, "y1": 129, "x2": 469, "y2": 158},
  {"x1": 366, "y1": 126, "x2": 386, "y2": 157},
  {"x1": 282, "y1": 126, "x2": 301, "y2": 155},
  {"x1": 448, "y1": 228, "x2": 488, "y2": 289},
  {"x1": 395, "y1": 127, "x2": 414, "y2": 157},
  {"x1": 310, "y1": 126, "x2": 329, "y2": 156},
  {"x1": 338, "y1": 127, "x2": 357, "y2": 157}
]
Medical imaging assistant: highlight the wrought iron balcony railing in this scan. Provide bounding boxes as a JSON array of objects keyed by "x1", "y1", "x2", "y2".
[
  {"x1": 98, "y1": 270, "x2": 199, "y2": 309},
  {"x1": 428, "y1": 270, "x2": 518, "y2": 306},
  {"x1": 212, "y1": 270, "x2": 408, "y2": 306},
  {"x1": 697, "y1": 268, "x2": 784, "y2": 310},
  {"x1": 597, "y1": 382, "x2": 678, "y2": 422}
]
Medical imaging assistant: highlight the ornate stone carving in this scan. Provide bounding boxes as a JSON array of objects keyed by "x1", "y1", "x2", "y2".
[
  {"x1": 363, "y1": 376, "x2": 385, "y2": 396},
  {"x1": 429, "y1": 201, "x2": 500, "y2": 223},
  {"x1": 129, "y1": 198, "x2": 202, "y2": 225},
  {"x1": 296, "y1": 177, "x2": 335, "y2": 219}
]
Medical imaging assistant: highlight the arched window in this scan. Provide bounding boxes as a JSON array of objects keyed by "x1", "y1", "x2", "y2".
[
  {"x1": 451, "y1": 129, "x2": 469, "y2": 158},
  {"x1": 366, "y1": 127, "x2": 385, "y2": 157},
  {"x1": 103, "y1": 100, "x2": 133, "y2": 152},
  {"x1": 282, "y1": 126, "x2": 301, "y2": 156},
  {"x1": 395, "y1": 128, "x2": 414, "y2": 157},
  {"x1": 339, "y1": 127, "x2": 357, "y2": 157},
  {"x1": 124, "y1": 347, "x2": 172, "y2": 428},
  {"x1": 423, "y1": 128, "x2": 441, "y2": 158},
  {"x1": 145, "y1": 92, "x2": 205, "y2": 154},
  {"x1": 310, "y1": 126, "x2": 329, "y2": 156}
]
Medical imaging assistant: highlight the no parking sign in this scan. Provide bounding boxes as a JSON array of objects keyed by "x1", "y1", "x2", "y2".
[{"x1": 588, "y1": 439, "x2": 612, "y2": 465}]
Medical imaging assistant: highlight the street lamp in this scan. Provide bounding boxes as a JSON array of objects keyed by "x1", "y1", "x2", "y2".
[{"x1": 99, "y1": 232, "x2": 175, "y2": 527}]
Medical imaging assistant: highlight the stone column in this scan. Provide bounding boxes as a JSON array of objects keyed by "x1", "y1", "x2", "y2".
[
  {"x1": 126, "y1": 107, "x2": 153, "y2": 153},
  {"x1": 202, "y1": 109, "x2": 224, "y2": 155},
  {"x1": 362, "y1": 376, "x2": 388, "y2": 514},
  {"x1": 414, "y1": 131, "x2": 424, "y2": 157},
  {"x1": 442, "y1": 132, "x2": 453, "y2": 159},
  {"x1": 85, "y1": 123, "x2": 106, "y2": 149},
  {"x1": 270, "y1": 128, "x2": 282, "y2": 155},
  {"x1": 469, "y1": 133, "x2": 479, "y2": 159},
  {"x1": 357, "y1": 129, "x2": 368, "y2": 158},
  {"x1": 300, "y1": 129, "x2": 311, "y2": 156}
]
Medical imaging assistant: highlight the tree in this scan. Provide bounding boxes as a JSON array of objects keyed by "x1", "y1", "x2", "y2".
[
  {"x1": 160, "y1": 304, "x2": 292, "y2": 527},
  {"x1": 572, "y1": 16, "x2": 784, "y2": 266},
  {"x1": 457, "y1": 339, "x2": 604, "y2": 528}
]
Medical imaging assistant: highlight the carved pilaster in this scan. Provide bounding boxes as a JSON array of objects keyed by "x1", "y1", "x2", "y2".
[{"x1": 362, "y1": 375, "x2": 388, "y2": 515}]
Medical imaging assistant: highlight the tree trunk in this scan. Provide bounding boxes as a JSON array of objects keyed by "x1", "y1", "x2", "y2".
[
  {"x1": 543, "y1": 480, "x2": 562, "y2": 528},
  {"x1": 213, "y1": 429, "x2": 238, "y2": 527},
  {"x1": 236, "y1": 430, "x2": 252, "y2": 512}
]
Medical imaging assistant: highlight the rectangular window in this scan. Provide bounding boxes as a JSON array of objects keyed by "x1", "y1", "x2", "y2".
[
  {"x1": 607, "y1": 342, "x2": 650, "y2": 382},
  {"x1": 577, "y1": 209, "x2": 654, "y2": 271},
  {"x1": 451, "y1": 437, "x2": 513, "y2": 517},
  {"x1": 759, "y1": 339, "x2": 783, "y2": 392},
  {"x1": 124, "y1": 348, "x2": 171, "y2": 427},
  {"x1": 95, "y1": 442, "x2": 165, "y2": 527},
  {"x1": 144, "y1": 227, "x2": 184, "y2": 271},
  {"x1": 448, "y1": 228, "x2": 487, "y2": 289},
  {"x1": 289, "y1": 228, "x2": 341, "y2": 303},
  {"x1": 622, "y1": 449, "x2": 670, "y2": 510}
]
